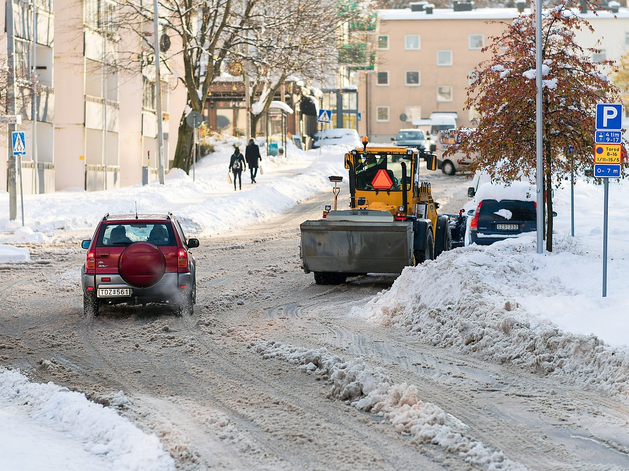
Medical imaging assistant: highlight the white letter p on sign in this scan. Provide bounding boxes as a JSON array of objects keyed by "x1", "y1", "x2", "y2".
[{"x1": 603, "y1": 106, "x2": 618, "y2": 128}]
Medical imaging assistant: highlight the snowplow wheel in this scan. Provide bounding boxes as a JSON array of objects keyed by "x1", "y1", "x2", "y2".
[
  {"x1": 414, "y1": 230, "x2": 434, "y2": 264},
  {"x1": 314, "y1": 272, "x2": 347, "y2": 285},
  {"x1": 435, "y1": 216, "x2": 452, "y2": 257}
]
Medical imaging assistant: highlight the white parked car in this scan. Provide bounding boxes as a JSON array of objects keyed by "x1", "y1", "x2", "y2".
[{"x1": 313, "y1": 128, "x2": 361, "y2": 148}]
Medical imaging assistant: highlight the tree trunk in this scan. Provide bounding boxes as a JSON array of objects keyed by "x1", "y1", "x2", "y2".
[
  {"x1": 172, "y1": 111, "x2": 194, "y2": 173},
  {"x1": 251, "y1": 113, "x2": 261, "y2": 140}
]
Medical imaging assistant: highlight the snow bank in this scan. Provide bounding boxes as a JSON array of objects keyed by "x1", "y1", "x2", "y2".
[
  {"x1": 358, "y1": 235, "x2": 629, "y2": 399},
  {"x1": 0, "y1": 368, "x2": 175, "y2": 471}
]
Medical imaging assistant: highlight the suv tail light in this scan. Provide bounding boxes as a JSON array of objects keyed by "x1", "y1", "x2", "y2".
[
  {"x1": 470, "y1": 201, "x2": 483, "y2": 230},
  {"x1": 177, "y1": 248, "x2": 188, "y2": 268},
  {"x1": 86, "y1": 250, "x2": 96, "y2": 270}
]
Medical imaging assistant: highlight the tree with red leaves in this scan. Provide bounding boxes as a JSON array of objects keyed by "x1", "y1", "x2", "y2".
[{"x1": 451, "y1": 2, "x2": 622, "y2": 251}]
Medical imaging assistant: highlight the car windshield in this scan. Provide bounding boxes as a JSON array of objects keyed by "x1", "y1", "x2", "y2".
[
  {"x1": 97, "y1": 223, "x2": 175, "y2": 246},
  {"x1": 479, "y1": 200, "x2": 536, "y2": 222},
  {"x1": 355, "y1": 153, "x2": 411, "y2": 191},
  {"x1": 397, "y1": 130, "x2": 424, "y2": 141}
]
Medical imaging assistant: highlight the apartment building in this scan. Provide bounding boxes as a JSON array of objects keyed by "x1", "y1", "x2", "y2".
[
  {"x1": 2, "y1": 0, "x2": 185, "y2": 194},
  {"x1": 360, "y1": 3, "x2": 629, "y2": 143}
]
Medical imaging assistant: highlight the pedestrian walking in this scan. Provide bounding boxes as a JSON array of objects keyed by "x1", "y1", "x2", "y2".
[
  {"x1": 245, "y1": 138, "x2": 262, "y2": 183},
  {"x1": 229, "y1": 146, "x2": 246, "y2": 190}
]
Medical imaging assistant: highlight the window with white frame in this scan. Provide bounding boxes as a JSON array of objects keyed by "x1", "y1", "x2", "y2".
[
  {"x1": 437, "y1": 86, "x2": 453, "y2": 102},
  {"x1": 406, "y1": 71, "x2": 420, "y2": 86},
  {"x1": 405, "y1": 35, "x2": 420, "y2": 50},
  {"x1": 469, "y1": 34, "x2": 484, "y2": 50},
  {"x1": 377, "y1": 71, "x2": 389, "y2": 86},
  {"x1": 437, "y1": 50, "x2": 452, "y2": 66},
  {"x1": 376, "y1": 106, "x2": 390, "y2": 122},
  {"x1": 468, "y1": 70, "x2": 478, "y2": 85},
  {"x1": 405, "y1": 106, "x2": 421, "y2": 121},
  {"x1": 377, "y1": 35, "x2": 389, "y2": 50},
  {"x1": 592, "y1": 50, "x2": 607, "y2": 62}
]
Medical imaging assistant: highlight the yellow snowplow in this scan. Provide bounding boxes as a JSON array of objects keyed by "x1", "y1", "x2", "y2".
[{"x1": 300, "y1": 136, "x2": 453, "y2": 284}]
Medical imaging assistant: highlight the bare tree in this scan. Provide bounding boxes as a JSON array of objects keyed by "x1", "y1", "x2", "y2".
[
  {"x1": 227, "y1": 0, "x2": 340, "y2": 137},
  {"x1": 118, "y1": 0, "x2": 258, "y2": 172}
]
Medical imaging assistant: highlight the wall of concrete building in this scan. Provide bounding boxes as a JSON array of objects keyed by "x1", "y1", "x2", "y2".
[{"x1": 366, "y1": 6, "x2": 629, "y2": 143}]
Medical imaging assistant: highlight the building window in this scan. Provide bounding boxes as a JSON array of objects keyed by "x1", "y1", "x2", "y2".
[
  {"x1": 405, "y1": 35, "x2": 420, "y2": 50},
  {"x1": 143, "y1": 77, "x2": 156, "y2": 110},
  {"x1": 377, "y1": 35, "x2": 389, "y2": 50},
  {"x1": 405, "y1": 71, "x2": 420, "y2": 86},
  {"x1": 405, "y1": 106, "x2": 421, "y2": 121},
  {"x1": 376, "y1": 106, "x2": 389, "y2": 122},
  {"x1": 592, "y1": 50, "x2": 607, "y2": 62},
  {"x1": 469, "y1": 34, "x2": 484, "y2": 50},
  {"x1": 468, "y1": 70, "x2": 478, "y2": 85},
  {"x1": 377, "y1": 71, "x2": 389, "y2": 86},
  {"x1": 437, "y1": 86, "x2": 453, "y2": 102},
  {"x1": 437, "y1": 50, "x2": 452, "y2": 66}
]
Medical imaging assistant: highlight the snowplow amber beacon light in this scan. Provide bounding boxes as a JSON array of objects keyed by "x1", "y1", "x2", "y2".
[{"x1": 362, "y1": 136, "x2": 369, "y2": 146}]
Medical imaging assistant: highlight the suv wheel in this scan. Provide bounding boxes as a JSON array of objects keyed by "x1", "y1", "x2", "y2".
[
  {"x1": 84, "y1": 292, "x2": 100, "y2": 317},
  {"x1": 176, "y1": 289, "x2": 194, "y2": 316}
]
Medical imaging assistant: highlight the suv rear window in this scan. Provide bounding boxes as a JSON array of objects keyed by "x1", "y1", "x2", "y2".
[
  {"x1": 478, "y1": 200, "x2": 536, "y2": 222},
  {"x1": 97, "y1": 223, "x2": 176, "y2": 247}
]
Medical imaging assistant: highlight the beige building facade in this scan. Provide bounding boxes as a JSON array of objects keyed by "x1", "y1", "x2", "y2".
[
  {"x1": 1, "y1": 0, "x2": 185, "y2": 195},
  {"x1": 360, "y1": 5, "x2": 629, "y2": 143}
]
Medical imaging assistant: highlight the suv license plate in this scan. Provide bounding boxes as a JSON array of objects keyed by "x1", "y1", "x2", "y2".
[
  {"x1": 496, "y1": 224, "x2": 519, "y2": 231},
  {"x1": 98, "y1": 288, "x2": 131, "y2": 297}
]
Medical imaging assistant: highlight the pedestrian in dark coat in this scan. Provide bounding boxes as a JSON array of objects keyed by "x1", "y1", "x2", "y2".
[
  {"x1": 229, "y1": 146, "x2": 246, "y2": 190},
  {"x1": 245, "y1": 139, "x2": 262, "y2": 183}
]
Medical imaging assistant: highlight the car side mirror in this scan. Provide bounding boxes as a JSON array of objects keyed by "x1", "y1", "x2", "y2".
[
  {"x1": 467, "y1": 187, "x2": 476, "y2": 198},
  {"x1": 81, "y1": 240, "x2": 91, "y2": 249},
  {"x1": 187, "y1": 238, "x2": 200, "y2": 248},
  {"x1": 391, "y1": 137, "x2": 395, "y2": 141}
]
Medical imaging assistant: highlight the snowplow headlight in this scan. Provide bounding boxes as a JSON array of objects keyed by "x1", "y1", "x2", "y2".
[
  {"x1": 324, "y1": 205, "x2": 332, "y2": 211},
  {"x1": 357, "y1": 197, "x2": 366, "y2": 206},
  {"x1": 398, "y1": 206, "x2": 406, "y2": 213}
]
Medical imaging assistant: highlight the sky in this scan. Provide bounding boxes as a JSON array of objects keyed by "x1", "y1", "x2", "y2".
[{"x1": 1, "y1": 136, "x2": 629, "y2": 470}]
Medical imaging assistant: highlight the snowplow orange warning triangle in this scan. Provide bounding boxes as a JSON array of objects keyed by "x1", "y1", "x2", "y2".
[{"x1": 371, "y1": 168, "x2": 393, "y2": 190}]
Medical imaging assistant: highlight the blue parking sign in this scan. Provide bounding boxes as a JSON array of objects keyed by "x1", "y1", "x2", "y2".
[{"x1": 596, "y1": 104, "x2": 623, "y2": 130}]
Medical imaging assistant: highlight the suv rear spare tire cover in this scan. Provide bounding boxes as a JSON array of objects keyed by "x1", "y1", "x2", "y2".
[{"x1": 119, "y1": 242, "x2": 166, "y2": 287}]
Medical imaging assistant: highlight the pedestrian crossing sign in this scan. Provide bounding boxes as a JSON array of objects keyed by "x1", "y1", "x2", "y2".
[
  {"x1": 317, "y1": 110, "x2": 331, "y2": 123},
  {"x1": 12, "y1": 132, "x2": 26, "y2": 156}
]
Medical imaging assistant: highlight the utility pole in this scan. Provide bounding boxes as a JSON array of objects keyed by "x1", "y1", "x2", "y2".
[
  {"x1": 31, "y1": 0, "x2": 39, "y2": 194},
  {"x1": 6, "y1": 0, "x2": 18, "y2": 220},
  {"x1": 153, "y1": 0, "x2": 165, "y2": 184}
]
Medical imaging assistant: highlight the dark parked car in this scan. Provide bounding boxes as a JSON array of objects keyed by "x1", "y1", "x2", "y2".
[
  {"x1": 468, "y1": 198, "x2": 537, "y2": 245},
  {"x1": 81, "y1": 213, "x2": 199, "y2": 316}
]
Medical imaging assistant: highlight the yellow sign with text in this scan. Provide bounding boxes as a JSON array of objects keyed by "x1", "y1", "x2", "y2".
[{"x1": 594, "y1": 144, "x2": 621, "y2": 164}]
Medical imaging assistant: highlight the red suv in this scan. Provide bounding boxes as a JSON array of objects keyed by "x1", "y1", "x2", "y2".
[{"x1": 81, "y1": 213, "x2": 199, "y2": 316}]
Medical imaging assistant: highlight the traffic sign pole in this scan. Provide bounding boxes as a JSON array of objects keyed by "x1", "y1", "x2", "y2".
[
  {"x1": 603, "y1": 179, "x2": 609, "y2": 297},
  {"x1": 594, "y1": 103, "x2": 623, "y2": 297}
]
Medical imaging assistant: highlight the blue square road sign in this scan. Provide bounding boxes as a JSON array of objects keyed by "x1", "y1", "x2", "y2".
[{"x1": 596, "y1": 104, "x2": 623, "y2": 130}]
